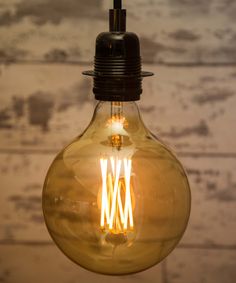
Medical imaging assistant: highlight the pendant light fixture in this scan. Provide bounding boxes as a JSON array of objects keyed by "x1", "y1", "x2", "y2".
[{"x1": 42, "y1": 0, "x2": 191, "y2": 275}]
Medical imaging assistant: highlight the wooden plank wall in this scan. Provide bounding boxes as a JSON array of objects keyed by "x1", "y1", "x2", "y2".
[{"x1": 0, "y1": 1, "x2": 236, "y2": 282}]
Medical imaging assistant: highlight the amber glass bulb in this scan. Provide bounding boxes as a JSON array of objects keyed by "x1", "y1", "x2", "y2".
[{"x1": 42, "y1": 101, "x2": 191, "y2": 275}]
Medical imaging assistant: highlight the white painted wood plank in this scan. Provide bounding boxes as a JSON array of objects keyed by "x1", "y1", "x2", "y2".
[
  {"x1": 0, "y1": 154, "x2": 51, "y2": 241},
  {"x1": 182, "y1": 156, "x2": 236, "y2": 246},
  {"x1": 0, "y1": 153, "x2": 235, "y2": 247},
  {"x1": 0, "y1": 0, "x2": 236, "y2": 63},
  {"x1": 0, "y1": 245, "x2": 163, "y2": 283},
  {"x1": 166, "y1": 249, "x2": 236, "y2": 283},
  {"x1": 0, "y1": 64, "x2": 235, "y2": 153}
]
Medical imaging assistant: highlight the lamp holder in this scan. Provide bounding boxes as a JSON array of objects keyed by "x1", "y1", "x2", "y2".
[{"x1": 83, "y1": 0, "x2": 154, "y2": 102}]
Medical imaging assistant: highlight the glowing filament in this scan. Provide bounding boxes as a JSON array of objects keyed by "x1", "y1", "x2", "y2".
[{"x1": 100, "y1": 157, "x2": 134, "y2": 232}]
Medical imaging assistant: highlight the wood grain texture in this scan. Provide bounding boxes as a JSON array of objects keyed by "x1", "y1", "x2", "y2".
[
  {"x1": 1, "y1": 153, "x2": 235, "y2": 248},
  {"x1": 166, "y1": 248, "x2": 236, "y2": 283},
  {"x1": 0, "y1": 0, "x2": 236, "y2": 63},
  {"x1": 0, "y1": 64, "x2": 235, "y2": 154},
  {"x1": 0, "y1": 245, "x2": 163, "y2": 283},
  {"x1": 0, "y1": 154, "x2": 50, "y2": 241},
  {"x1": 182, "y1": 156, "x2": 236, "y2": 247}
]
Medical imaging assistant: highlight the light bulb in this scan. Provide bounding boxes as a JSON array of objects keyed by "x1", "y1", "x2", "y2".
[
  {"x1": 42, "y1": 101, "x2": 191, "y2": 275},
  {"x1": 42, "y1": 0, "x2": 191, "y2": 275}
]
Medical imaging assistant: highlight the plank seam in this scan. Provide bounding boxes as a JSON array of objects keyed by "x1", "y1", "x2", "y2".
[
  {"x1": 0, "y1": 149, "x2": 236, "y2": 158},
  {"x1": 1, "y1": 60, "x2": 236, "y2": 67},
  {"x1": 162, "y1": 260, "x2": 168, "y2": 283}
]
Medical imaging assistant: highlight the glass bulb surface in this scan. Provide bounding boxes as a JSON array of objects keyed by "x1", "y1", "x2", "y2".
[{"x1": 42, "y1": 101, "x2": 191, "y2": 275}]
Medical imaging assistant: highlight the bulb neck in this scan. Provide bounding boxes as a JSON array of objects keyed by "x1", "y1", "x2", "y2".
[{"x1": 84, "y1": 101, "x2": 148, "y2": 139}]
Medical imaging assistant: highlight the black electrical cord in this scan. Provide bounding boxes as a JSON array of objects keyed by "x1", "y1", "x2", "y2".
[
  {"x1": 114, "y1": 0, "x2": 122, "y2": 9},
  {"x1": 110, "y1": 0, "x2": 125, "y2": 32}
]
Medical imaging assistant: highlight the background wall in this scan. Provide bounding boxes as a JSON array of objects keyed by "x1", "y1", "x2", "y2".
[{"x1": 0, "y1": 0, "x2": 236, "y2": 282}]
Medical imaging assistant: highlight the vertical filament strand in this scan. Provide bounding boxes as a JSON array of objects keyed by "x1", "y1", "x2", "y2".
[{"x1": 100, "y1": 157, "x2": 134, "y2": 232}]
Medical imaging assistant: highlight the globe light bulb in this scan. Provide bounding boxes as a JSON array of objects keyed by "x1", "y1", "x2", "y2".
[{"x1": 42, "y1": 0, "x2": 191, "y2": 276}]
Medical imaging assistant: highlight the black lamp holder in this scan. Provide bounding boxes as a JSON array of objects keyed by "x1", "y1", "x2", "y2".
[{"x1": 83, "y1": 0, "x2": 154, "y2": 101}]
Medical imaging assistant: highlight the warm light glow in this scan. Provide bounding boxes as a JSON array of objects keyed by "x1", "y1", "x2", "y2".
[
  {"x1": 107, "y1": 115, "x2": 127, "y2": 131},
  {"x1": 100, "y1": 157, "x2": 134, "y2": 233}
]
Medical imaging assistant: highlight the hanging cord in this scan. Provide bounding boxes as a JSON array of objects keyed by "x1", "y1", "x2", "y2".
[
  {"x1": 110, "y1": 0, "x2": 126, "y2": 32},
  {"x1": 114, "y1": 0, "x2": 122, "y2": 9}
]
